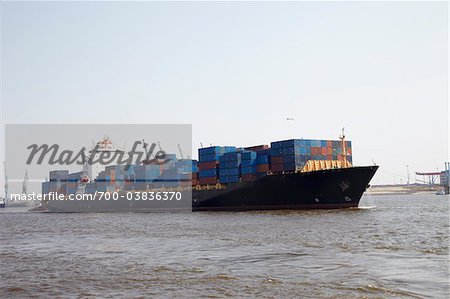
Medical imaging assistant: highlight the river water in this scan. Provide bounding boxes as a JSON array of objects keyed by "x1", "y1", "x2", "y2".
[{"x1": 0, "y1": 194, "x2": 448, "y2": 298}]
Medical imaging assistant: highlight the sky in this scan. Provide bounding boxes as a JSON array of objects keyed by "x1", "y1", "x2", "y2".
[{"x1": 0, "y1": 1, "x2": 448, "y2": 191}]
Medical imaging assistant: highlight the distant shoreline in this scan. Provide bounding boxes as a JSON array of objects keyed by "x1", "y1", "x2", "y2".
[{"x1": 366, "y1": 184, "x2": 445, "y2": 196}]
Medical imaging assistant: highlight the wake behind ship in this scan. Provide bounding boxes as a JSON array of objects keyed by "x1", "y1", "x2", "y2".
[{"x1": 41, "y1": 131, "x2": 378, "y2": 212}]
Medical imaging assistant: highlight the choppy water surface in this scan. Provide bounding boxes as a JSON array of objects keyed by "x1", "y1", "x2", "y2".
[{"x1": 1, "y1": 194, "x2": 448, "y2": 298}]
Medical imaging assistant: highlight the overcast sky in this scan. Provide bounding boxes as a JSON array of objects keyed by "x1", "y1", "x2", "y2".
[{"x1": 0, "y1": 1, "x2": 448, "y2": 190}]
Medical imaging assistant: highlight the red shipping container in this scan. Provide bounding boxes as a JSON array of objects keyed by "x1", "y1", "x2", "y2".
[
  {"x1": 321, "y1": 147, "x2": 327, "y2": 155},
  {"x1": 327, "y1": 155, "x2": 333, "y2": 160},
  {"x1": 272, "y1": 156, "x2": 283, "y2": 164},
  {"x1": 244, "y1": 145, "x2": 269, "y2": 152},
  {"x1": 327, "y1": 148, "x2": 332, "y2": 155},
  {"x1": 198, "y1": 161, "x2": 218, "y2": 170},
  {"x1": 271, "y1": 163, "x2": 284, "y2": 172},
  {"x1": 327, "y1": 140, "x2": 332, "y2": 147},
  {"x1": 199, "y1": 177, "x2": 217, "y2": 185},
  {"x1": 256, "y1": 164, "x2": 270, "y2": 173}
]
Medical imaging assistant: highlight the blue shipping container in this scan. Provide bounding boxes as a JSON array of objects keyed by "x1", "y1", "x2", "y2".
[
  {"x1": 241, "y1": 151, "x2": 257, "y2": 161},
  {"x1": 227, "y1": 168, "x2": 240, "y2": 176},
  {"x1": 270, "y1": 148, "x2": 283, "y2": 157},
  {"x1": 241, "y1": 160, "x2": 256, "y2": 167},
  {"x1": 199, "y1": 169, "x2": 218, "y2": 178},
  {"x1": 255, "y1": 155, "x2": 270, "y2": 164},
  {"x1": 241, "y1": 166, "x2": 256, "y2": 174}
]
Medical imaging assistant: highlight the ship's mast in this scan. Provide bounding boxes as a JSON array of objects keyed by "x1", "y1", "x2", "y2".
[
  {"x1": 177, "y1": 144, "x2": 184, "y2": 160},
  {"x1": 22, "y1": 170, "x2": 29, "y2": 197},
  {"x1": 339, "y1": 128, "x2": 348, "y2": 168}
]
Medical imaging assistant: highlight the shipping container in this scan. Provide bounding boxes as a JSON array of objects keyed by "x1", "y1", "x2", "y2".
[
  {"x1": 224, "y1": 152, "x2": 241, "y2": 162},
  {"x1": 199, "y1": 169, "x2": 218, "y2": 178},
  {"x1": 199, "y1": 177, "x2": 218, "y2": 185},
  {"x1": 256, "y1": 164, "x2": 270, "y2": 173},
  {"x1": 271, "y1": 163, "x2": 284, "y2": 172},
  {"x1": 198, "y1": 161, "x2": 218, "y2": 170},
  {"x1": 241, "y1": 151, "x2": 257, "y2": 161},
  {"x1": 244, "y1": 145, "x2": 269, "y2": 152},
  {"x1": 270, "y1": 141, "x2": 283, "y2": 149},
  {"x1": 255, "y1": 155, "x2": 270, "y2": 165},
  {"x1": 199, "y1": 146, "x2": 236, "y2": 157},
  {"x1": 199, "y1": 153, "x2": 221, "y2": 162},
  {"x1": 241, "y1": 166, "x2": 256, "y2": 174},
  {"x1": 241, "y1": 160, "x2": 256, "y2": 167},
  {"x1": 283, "y1": 154, "x2": 302, "y2": 163},
  {"x1": 270, "y1": 148, "x2": 283, "y2": 157},
  {"x1": 226, "y1": 175, "x2": 240, "y2": 183},
  {"x1": 272, "y1": 156, "x2": 283, "y2": 164},
  {"x1": 49, "y1": 170, "x2": 69, "y2": 181}
]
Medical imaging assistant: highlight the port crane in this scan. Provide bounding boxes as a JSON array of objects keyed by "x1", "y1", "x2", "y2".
[{"x1": 415, "y1": 171, "x2": 442, "y2": 185}]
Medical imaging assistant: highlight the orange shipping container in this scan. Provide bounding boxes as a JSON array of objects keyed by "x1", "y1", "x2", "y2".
[
  {"x1": 256, "y1": 164, "x2": 270, "y2": 173},
  {"x1": 272, "y1": 156, "x2": 283, "y2": 164}
]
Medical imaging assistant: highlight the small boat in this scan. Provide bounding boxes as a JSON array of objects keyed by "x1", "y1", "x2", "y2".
[{"x1": 436, "y1": 190, "x2": 447, "y2": 196}]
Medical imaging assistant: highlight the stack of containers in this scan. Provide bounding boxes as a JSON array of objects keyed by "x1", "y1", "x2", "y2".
[
  {"x1": 240, "y1": 151, "x2": 257, "y2": 182},
  {"x1": 219, "y1": 151, "x2": 242, "y2": 183},
  {"x1": 123, "y1": 165, "x2": 136, "y2": 191},
  {"x1": 271, "y1": 139, "x2": 353, "y2": 173},
  {"x1": 96, "y1": 170, "x2": 107, "y2": 192},
  {"x1": 255, "y1": 149, "x2": 271, "y2": 177},
  {"x1": 134, "y1": 164, "x2": 161, "y2": 190},
  {"x1": 85, "y1": 182, "x2": 97, "y2": 194},
  {"x1": 113, "y1": 165, "x2": 125, "y2": 191},
  {"x1": 49, "y1": 170, "x2": 69, "y2": 194},
  {"x1": 160, "y1": 154, "x2": 177, "y2": 171},
  {"x1": 270, "y1": 139, "x2": 305, "y2": 172},
  {"x1": 191, "y1": 160, "x2": 199, "y2": 186},
  {"x1": 172, "y1": 159, "x2": 193, "y2": 187},
  {"x1": 158, "y1": 166, "x2": 179, "y2": 188},
  {"x1": 308, "y1": 140, "x2": 352, "y2": 163},
  {"x1": 104, "y1": 165, "x2": 117, "y2": 192},
  {"x1": 199, "y1": 146, "x2": 236, "y2": 185},
  {"x1": 67, "y1": 171, "x2": 83, "y2": 194}
]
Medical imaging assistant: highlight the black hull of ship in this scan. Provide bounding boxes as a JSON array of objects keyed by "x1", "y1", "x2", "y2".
[{"x1": 192, "y1": 166, "x2": 378, "y2": 211}]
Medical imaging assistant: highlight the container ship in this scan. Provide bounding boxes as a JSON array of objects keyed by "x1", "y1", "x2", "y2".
[{"x1": 40, "y1": 132, "x2": 378, "y2": 212}]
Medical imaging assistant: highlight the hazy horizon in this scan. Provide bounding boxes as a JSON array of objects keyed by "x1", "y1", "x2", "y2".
[{"x1": 1, "y1": 1, "x2": 448, "y2": 191}]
